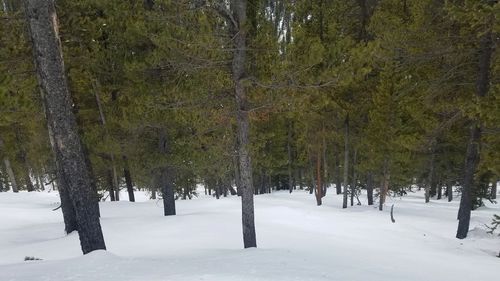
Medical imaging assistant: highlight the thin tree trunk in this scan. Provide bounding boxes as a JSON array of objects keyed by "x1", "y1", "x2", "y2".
[
  {"x1": 437, "y1": 180, "x2": 442, "y2": 200},
  {"x1": 24, "y1": 0, "x2": 105, "y2": 253},
  {"x1": 93, "y1": 81, "x2": 120, "y2": 201},
  {"x1": 158, "y1": 130, "x2": 175, "y2": 216},
  {"x1": 111, "y1": 161, "x2": 119, "y2": 201},
  {"x1": 457, "y1": 29, "x2": 493, "y2": 239},
  {"x1": 342, "y1": 115, "x2": 349, "y2": 209},
  {"x1": 230, "y1": 0, "x2": 256, "y2": 248},
  {"x1": 233, "y1": 141, "x2": 242, "y2": 196},
  {"x1": 350, "y1": 148, "x2": 357, "y2": 206},
  {"x1": 491, "y1": 181, "x2": 497, "y2": 200},
  {"x1": 367, "y1": 172, "x2": 374, "y2": 205},
  {"x1": 425, "y1": 148, "x2": 435, "y2": 203},
  {"x1": 447, "y1": 182, "x2": 453, "y2": 202},
  {"x1": 335, "y1": 148, "x2": 341, "y2": 195},
  {"x1": 123, "y1": 155, "x2": 135, "y2": 202},
  {"x1": 379, "y1": 159, "x2": 389, "y2": 211},
  {"x1": 315, "y1": 149, "x2": 322, "y2": 206},
  {"x1": 107, "y1": 170, "x2": 115, "y2": 201},
  {"x1": 3, "y1": 158, "x2": 18, "y2": 193},
  {"x1": 287, "y1": 121, "x2": 293, "y2": 193},
  {"x1": 322, "y1": 130, "x2": 328, "y2": 197}
]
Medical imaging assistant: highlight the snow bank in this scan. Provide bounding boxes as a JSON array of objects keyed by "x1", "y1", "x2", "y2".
[{"x1": 0, "y1": 190, "x2": 498, "y2": 281}]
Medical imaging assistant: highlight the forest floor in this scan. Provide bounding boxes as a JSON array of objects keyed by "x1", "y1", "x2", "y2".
[{"x1": 0, "y1": 188, "x2": 499, "y2": 281}]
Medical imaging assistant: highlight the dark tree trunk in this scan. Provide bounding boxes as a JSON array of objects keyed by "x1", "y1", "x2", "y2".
[
  {"x1": 123, "y1": 156, "x2": 135, "y2": 202},
  {"x1": 425, "y1": 148, "x2": 435, "y2": 203},
  {"x1": 315, "y1": 149, "x2": 323, "y2": 206},
  {"x1": 229, "y1": 0, "x2": 256, "y2": 248},
  {"x1": 157, "y1": 130, "x2": 175, "y2": 216},
  {"x1": 24, "y1": 0, "x2": 105, "y2": 254},
  {"x1": 57, "y1": 169, "x2": 78, "y2": 234},
  {"x1": 107, "y1": 170, "x2": 116, "y2": 202},
  {"x1": 446, "y1": 182, "x2": 453, "y2": 202},
  {"x1": 260, "y1": 170, "x2": 267, "y2": 195},
  {"x1": 335, "y1": 148, "x2": 342, "y2": 195},
  {"x1": 309, "y1": 167, "x2": 315, "y2": 195},
  {"x1": 161, "y1": 169, "x2": 176, "y2": 215},
  {"x1": 491, "y1": 181, "x2": 497, "y2": 200},
  {"x1": 287, "y1": 121, "x2": 293, "y2": 194},
  {"x1": 457, "y1": 126, "x2": 481, "y2": 239},
  {"x1": 112, "y1": 164, "x2": 120, "y2": 201},
  {"x1": 379, "y1": 159, "x2": 389, "y2": 211},
  {"x1": 456, "y1": 29, "x2": 493, "y2": 239},
  {"x1": 298, "y1": 169, "x2": 304, "y2": 190},
  {"x1": 342, "y1": 115, "x2": 349, "y2": 209},
  {"x1": 367, "y1": 172, "x2": 374, "y2": 205},
  {"x1": 233, "y1": 142, "x2": 242, "y2": 196},
  {"x1": 437, "y1": 181, "x2": 442, "y2": 200},
  {"x1": 93, "y1": 82, "x2": 119, "y2": 202},
  {"x1": 322, "y1": 130, "x2": 328, "y2": 198},
  {"x1": 350, "y1": 148, "x2": 357, "y2": 207}
]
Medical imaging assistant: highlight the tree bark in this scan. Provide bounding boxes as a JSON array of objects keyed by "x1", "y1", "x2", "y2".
[
  {"x1": 350, "y1": 148, "x2": 357, "y2": 206},
  {"x1": 367, "y1": 172, "x2": 374, "y2": 205},
  {"x1": 287, "y1": 121, "x2": 293, "y2": 193},
  {"x1": 123, "y1": 155, "x2": 135, "y2": 202},
  {"x1": 161, "y1": 168, "x2": 176, "y2": 215},
  {"x1": 315, "y1": 149, "x2": 323, "y2": 206},
  {"x1": 379, "y1": 159, "x2": 389, "y2": 211},
  {"x1": 342, "y1": 115, "x2": 349, "y2": 209},
  {"x1": 335, "y1": 148, "x2": 342, "y2": 195},
  {"x1": 107, "y1": 170, "x2": 116, "y2": 201},
  {"x1": 456, "y1": 29, "x2": 493, "y2": 239},
  {"x1": 23, "y1": 0, "x2": 105, "y2": 254},
  {"x1": 157, "y1": 129, "x2": 175, "y2": 216},
  {"x1": 491, "y1": 181, "x2": 497, "y2": 200},
  {"x1": 446, "y1": 182, "x2": 453, "y2": 202},
  {"x1": 93, "y1": 81, "x2": 120, "y2": 201},
  {"x1": 3, "y1": 158, "x2": 18, "y2": 193},
  {"x1": 425, "y1": 148, "x2": 435, "y2": 203},
  {"x1": 437, "y1": 180, "x2": 442, "y2": 200},
  {"x1": 229, "y1": 0, "x2": 257, "y2": 248}
]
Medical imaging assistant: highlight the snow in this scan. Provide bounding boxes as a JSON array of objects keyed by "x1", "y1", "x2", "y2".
[{"x1": 0, "y1": 189, "x2": 499, "y2": 281}]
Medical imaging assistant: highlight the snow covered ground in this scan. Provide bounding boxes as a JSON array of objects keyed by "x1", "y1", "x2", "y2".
[{"x1": 0, "y1": 189, "x2": 499, "y2": 281}]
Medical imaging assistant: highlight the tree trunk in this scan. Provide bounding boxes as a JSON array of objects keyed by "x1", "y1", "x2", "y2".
[
  {"x1": 342, "y1": 115, "x2": 349, "y2": 209},
  {"x1": 93, "y1": 81, "x2": 120, "y2": 201},
  {"x1": 367, "y1": 172, "x2": 374, "y2": 205},
  {"x1": 379, "y1": 159, "x2": 389, "y2": 211},
  {"x1": 24, "y1": 0, "x2": 105, "y2": 254},
  {"x1": 491, "y1": 181, "x2": 497, "y2": 200},
  {"x1": 447, "y1": 182, "x2": 453, "y2": 202},
  {"x1": 315, "y1": 149, "x2": 322, "y2": 206},
  {"x1": 456, "y1": 29, "x2": 493, "y2": 240},
  {"x1": 57, "y1": 168, "x2": 78, "y2": 234},
  {"x1": 287, "y1": 121, "x2": 293, "y2": 193},
  {"x1": 322, "y1": 128, "x2": 328, "y2": 197},
  {"x1": 437, "y1": 180, "x2": 442, "y2": 200},
  {"x1": 3, "y1": 158, "x2": 18, "y2": 193},
  {"x1": 233, "y1": 142, "x2": 242, "y2": 196},
  {"x1": 335, "y1": 148, "x2": 341, "y2": 195},
  {"x1": 112, "y1": 162, "x2": 120, "y2": 201},
  {"x1": 107, "y1": 170, "x2": 116, "y2": 201},
  {"x1": 425, "y1": 149, "x2": 435, "y2": 203},
  {"x1": 230, "y1": 0, "x2": 257, "y2": 248},
  {"x1": 158, "y1": 130, "x2": 175, "y2": 216},
  {"x1": 123, "y1": 156, "x2": 135, "y2": 202},
  {"x1": 350, "y1": 148, "x2": 357, "y2": 207}
]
